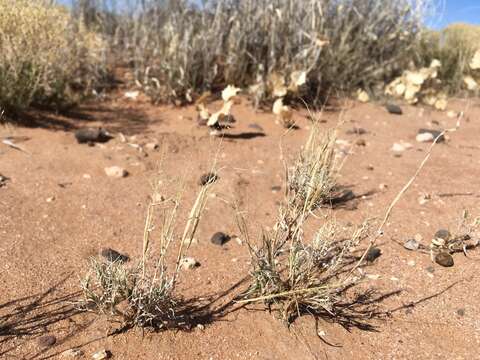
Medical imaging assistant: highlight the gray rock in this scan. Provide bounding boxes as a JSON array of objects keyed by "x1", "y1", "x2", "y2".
[
  {"x1": 75, "y1": 128, "x2": 112, "y2": 144},
  {"x1": 37, "y1": 335, "x2": 56, "y2": 348},
  {"x1": 211, "y1": 232, "x2": 230, "y2": 246},
  {"x1": 403, "y1": 239, "x2": 420, "y2": 251},
  {"x1": 435, "y1": 252, "x2": 454, "y2": 267},
  {"x1": 365, "y1": 247, "x2": 381, "y2": 262},
  {"x1": 385, "y1": 103, "x2": 403, "y2": 115},
  {"x1": 434, "y1": 229, "x2": 451, "y2": 241}
]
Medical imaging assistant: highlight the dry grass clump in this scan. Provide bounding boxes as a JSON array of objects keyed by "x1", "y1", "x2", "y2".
[
  {"x1": 80, "y1": 168, "x2": 217, "y2": 330},
  {"x1": 237, "y1": 121, "x2": 371, "y2": 325},
  {"x1": 416, "y1": 24, "x2": 480, "y2": 94},
  {"x1": 76, "y1": 0, "x2": 432, "y2": 105},
  {"x1": 0, "y1": 0, "x2": 108, "y2": 114},
  {"x1": 287, "y1": 126, "x2": 339, "y2": 210}
]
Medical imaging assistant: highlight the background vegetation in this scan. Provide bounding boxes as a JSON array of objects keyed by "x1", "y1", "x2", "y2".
[{"x1": 0, "y1": 0, "x2": 479, "y2": 115}]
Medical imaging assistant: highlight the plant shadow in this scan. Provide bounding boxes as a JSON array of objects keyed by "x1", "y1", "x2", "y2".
[
  {"x1": 6, "y1": 102, "x2": 159, "y2": 135},
  {"x1": 0, "y1": 274, "x2": 95, "y2": 360}
]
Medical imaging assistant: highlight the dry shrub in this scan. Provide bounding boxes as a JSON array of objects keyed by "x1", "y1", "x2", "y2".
[
  {"x1": 416, "y1": 24, "x2": 480, "y2": 94},
  {"x1": 78, "y1": 0, "x2": 432, "y2": 105},
  {"x1": 80, "y1": 167, "x2": 217, "y2": 330},
  {"x1": 237, "y1": 121, "x2": 372, "y2": 325},
  {"x1": 0, "y1": 0, "x2": 108, "y2": 114}
]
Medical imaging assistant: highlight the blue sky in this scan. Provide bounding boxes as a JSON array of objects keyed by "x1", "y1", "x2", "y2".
[
  {"x1": 58, "y1": 0, "x2": 480, "y2": 29},
  {"x1": 432, "y1": 0, "x2": 480, "y2": 28}
]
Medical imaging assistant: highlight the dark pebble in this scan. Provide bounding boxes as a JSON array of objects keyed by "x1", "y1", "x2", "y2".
[
  {"x1": 271, "y1": 185, "x2": 281, "y2": 192},
  {"x1": 385, "y1": 103, "x2": 403, "y2": 115},
  {"x1": 100, "y1": 248, "x2": 130, "y2": 263},
  {"x1": 456, "y1": 308, "x2": 465, "y2": 316},
  {"x1": 425, "y1": 265, "x2": 435, "y2": 274},
  {"x1": 434, "y1": 229, "x2": 451, "y2": 241},
  {"x1": 418, "y1": 129, "x2": 444, "y2": 142},
  {"x1": 435, "y1": 252, "x2": 454, "y2": 267},
  {"x1": 365, "y1": 247, "x2": 381, "y2": 262},
  {"x1": 355, "y1": 138, "x2": 366, "y2": 146},
  {"x1": 210, "y1": 232, "x2": 230, "y2": 246},
  {"x1": 199, "y1": 172, "x2": 219, "y2": 186},
  {"x1": 74, "y1": 128, "x2": 112, "y2": 144},
  {"x1": 37, "y1": 335, "x2": 56, "y2": 348}
]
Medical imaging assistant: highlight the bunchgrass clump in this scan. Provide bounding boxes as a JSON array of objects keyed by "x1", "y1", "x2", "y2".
[
  {"x1": 237, "y1": 120, "x2": 371, "y2": 325},
  {"x1": 0, "y1": 0, "x2": 108, "y2": 114},
  {"x1": 287, "y1": 126, "x2": 339, "y2": 210},
  {"x1": 80, "y1": 166, "x2": 217, "y2": 330}
]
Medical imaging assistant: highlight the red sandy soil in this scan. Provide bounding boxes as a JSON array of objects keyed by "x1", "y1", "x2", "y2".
[{"x1": 1, "y1": 94, "x2": 480, "y2": 359}]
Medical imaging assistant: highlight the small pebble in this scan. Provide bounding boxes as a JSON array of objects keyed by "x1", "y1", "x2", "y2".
[
  {"x1": 100, "y1": 248, "x2": 130, "y2": 263},
  {"x1": 355, "y1": 138, "x2": 366, "y2": 146},
  {"x1": 180, "y1": 257, "x2": 200, "y2": 270},
  {"x1": 92, "y1": 349, "x2": 112, "y2": 360},
  {"x1": 198, "y1": 172, "x2": 218, "y2": 186},
  {"x1": 403, "y1": 239, "x2": 420, "y2": 251},
  {"x1": 407, "y1": 260, "x2": 416, "y2": 267},
  {"x1": 425, "y1": 265, "x2": 435, "y2": 274},
  {"x1": 62, "y1": 348, "x2": 84, "y2": 358},
  {"x1": 37, "y1": 335, "x2": 57, "y2": 348},
  {"x1": 271, "y1": 185, "x2": 281, "y2": 193},
  {"x1": 392, "y1": 141, "x2": 414, "y2": 153},
  {"x1": 46, "y1": 196, "x2": 55, "y2": 203},
  {"x1": 386, "y1": 103, "x2": 403, "y2": 115},
  {"x1": 196, "y1": 324, "x2": 205, "y2": 330},
  {"x1": 75, "y1": 128, "x2": 112, "y2": 144},
  {"x1": 435, "y1": 252, "x2": 454, "y2": 267},
  {"x1": 379, "y1": 183, "x2": 388, "y2": 190},
  {"x1": 434, "y1": 229, "x2": 451, "y2": 241},
  {"x1": 456, "y1": 308, "x2": 465, "y2": 316},
  {"x1": 416, "y1": 132, "x2": 434, "y2": 143},
  {"x1": 145, "y1": 142, "x2": 159, "y2": 150},
  {"x1": 210, "y1": 232, "x2": 230, "y2": 246},
  {"x1": 104, "y1": 166, "x2": 128, "y2": 178},
  {"x1": 418, "y1": 194, "x2": 430, "y2": 205},
  {"x1": 418, "y1": 128, "x2": 444, "y2": 142},
  {"x1": 365, "y1": 247, "x2": 381, "y2": 262}
]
